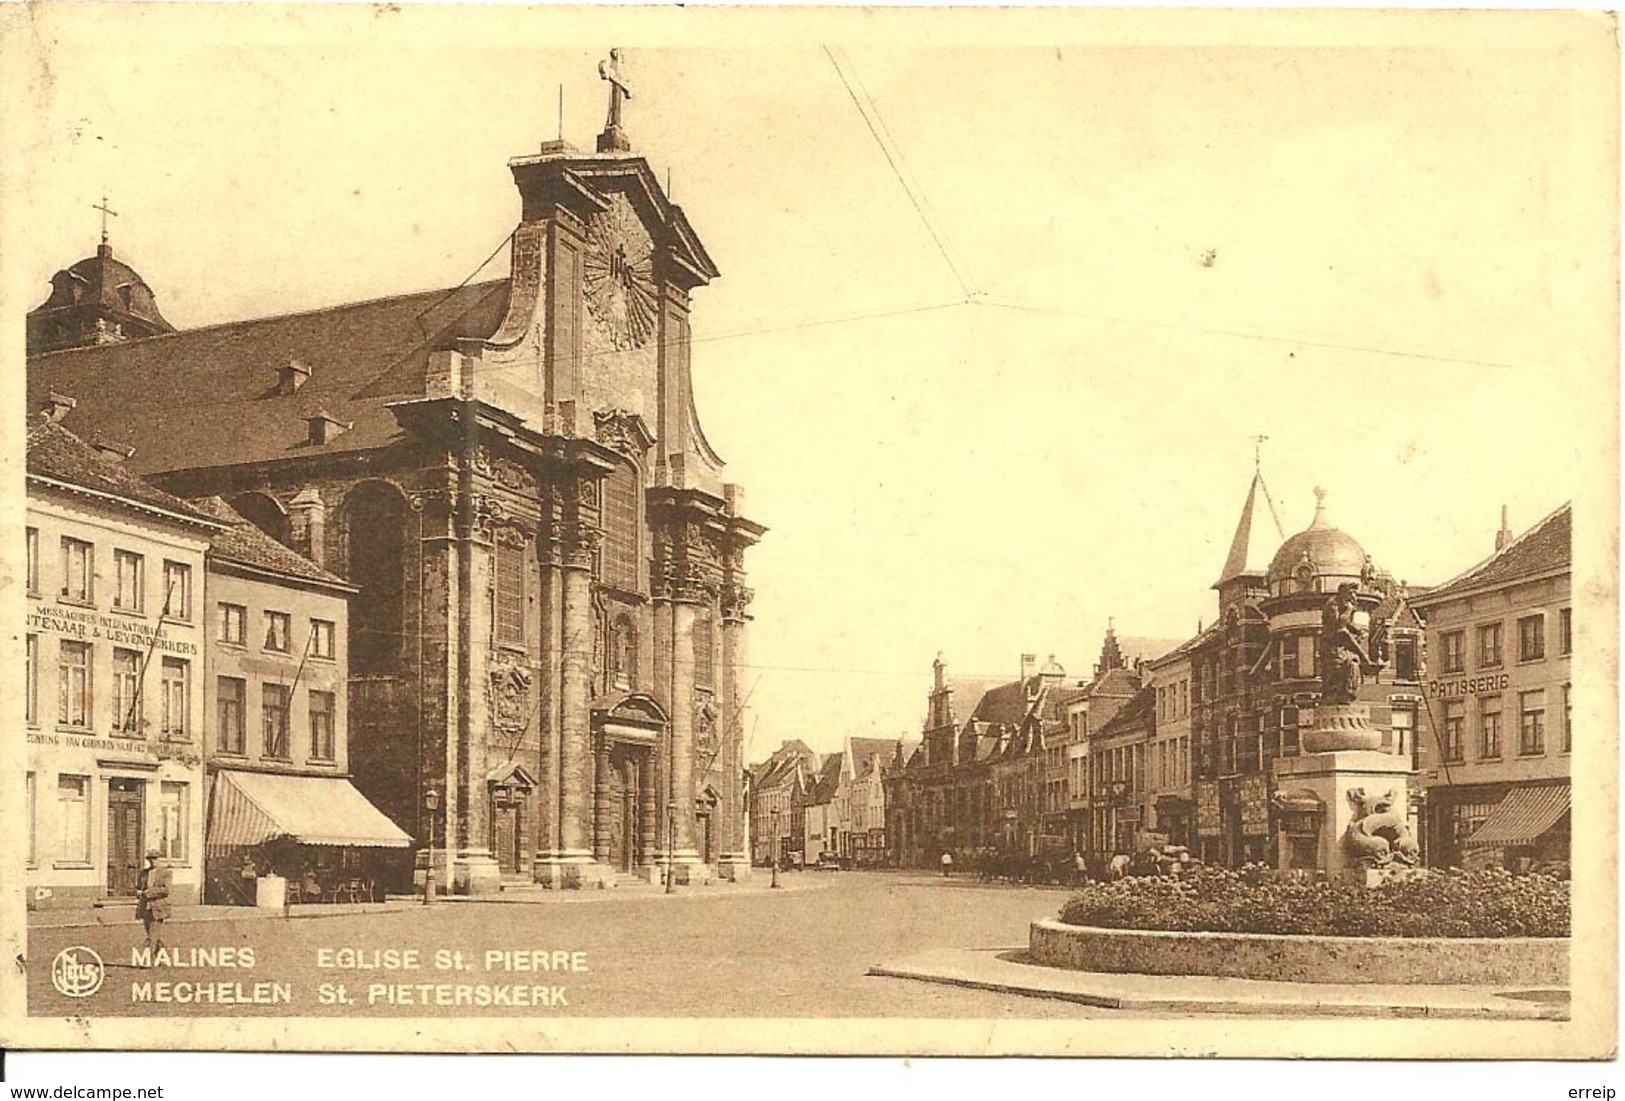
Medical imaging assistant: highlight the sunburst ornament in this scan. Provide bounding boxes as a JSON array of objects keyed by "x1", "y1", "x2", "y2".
[{"x1": 582, "y1": 194, "x2": 658, "y2": 350}]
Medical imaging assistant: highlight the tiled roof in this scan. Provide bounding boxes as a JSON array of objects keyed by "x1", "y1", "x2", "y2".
[
  {"x1": 27, "y1": 416, "x2": 217, "y2": 524},
  {"x1": 846, "y1": 737, "x2": 895, "y2": 777},
  {"x1": 27, "y1": 281, "x2": 511, "y2": 476},
  {"x1": 1095, "y1": 685, "x2": 1155, "y2": 740},
  {"x1": 1416, "y1": 503, "x2": 1571, "y2": 604},
  {"x1": 807, "y1": 755, "x2": 844, "y2": 804},
  {"x1": 1087, "y1": 666, "x2": 1142, "y2": 699},
  {"x1": 969, "y1": 679, "x2": 1033, "y2": 726},
  {"x1": 190, "y1": 496, "x2": 353, "y2": 590}
]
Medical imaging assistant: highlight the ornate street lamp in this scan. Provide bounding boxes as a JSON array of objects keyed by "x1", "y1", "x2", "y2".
[
  {"x1": 423, "y1": 786, "x2": 441, "y2": 906},
  {"x1": 770, "y1": 808, "x2": 781, "y2": 889},
  {"x1": 665, "y1": 800, "x2": 678, "y2": 894}
]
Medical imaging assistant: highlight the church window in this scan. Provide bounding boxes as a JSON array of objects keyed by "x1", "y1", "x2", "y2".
[
  {"x1": 601, "y1": 462, "x2": 640, "y2": 592},
  {"x1": 494, "y1": 536, "x2": 526, "y2": 649},
  {"x1": 231, "y1": 492, "x2": 291, "y2": 547},
  {"x1": 345, "y1": 483, "x2": 407, "y2": 673},
  {"x1": 610, "y1": 616, "x2": 637, "y2": 690},
  {"x1": 693, "y1": 612, "x2": 715, "y2": 688}
]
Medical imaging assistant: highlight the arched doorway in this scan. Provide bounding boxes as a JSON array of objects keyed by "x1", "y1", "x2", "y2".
[
  {"x1": 487, "y1": 762, "x2": 536, "y2": 878},
  {"x1": 591, "y1": 692, "x2": 667, "y2": 876}
]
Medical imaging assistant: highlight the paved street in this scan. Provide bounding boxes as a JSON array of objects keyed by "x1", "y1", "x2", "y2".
[{"x1": 27, "y1": 870, "x2": 1112, "y2": 1019}]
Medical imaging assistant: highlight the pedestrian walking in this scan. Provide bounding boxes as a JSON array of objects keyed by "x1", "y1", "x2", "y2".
[
  {"x1": 136, "y1": 849, "x2": 172, "y2": 955},
  {"x1": 940, "y1": 850, "x2": 953, "y2": 878}
]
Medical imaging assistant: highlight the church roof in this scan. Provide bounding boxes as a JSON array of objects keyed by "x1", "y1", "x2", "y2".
[
  {"x1": 30, "y1": 243, "x2": 176, "y2": 337},
  {"x1": 1215, "y1": 468, "x2": 1286, "y2": 587},
  {"x1": 189, "y1": 496, "x2": 354, "y2": 591},
  {"x1": 27, "y1": 416, "x2": 218, "y2": 527},
  {"x1": 1414, "y1": 502, "x2": 1572, "y2": 606},
  {"x1": 27, "y1": 280, "x2": 512, "y2": 477}
]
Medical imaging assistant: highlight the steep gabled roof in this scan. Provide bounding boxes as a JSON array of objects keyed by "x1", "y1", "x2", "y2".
[
  {"x1": 807, "y1": 754, "x2": 844, "y2": 805},
  {"x1": 968, "y1": 679, "x2": 1033, "y2": 727},
  {"x1": 1216, "y1": 468, "x2": 1286, "y2": 587},
  {"x1": 1415, "y1": 503, "x2": 1572, "y2": 606},
  {"x1": 846, "y1": 737, "x2": 895, "y2": 778},
  {"x1": 27, "y1": 416, "x2": 219, "y2": 528},
  {"x1": 1094, "y1": 685, "x2": 1156, "y2": 742},
  {"x1": 190, "y1": 496, "x2": 354, "y2": 591},
  {"x1": 27, "y1": 280, "x2": 511, "y2": 477}
]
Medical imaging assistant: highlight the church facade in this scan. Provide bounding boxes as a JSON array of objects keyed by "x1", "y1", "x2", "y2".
[{"x1": 27, "y1": 71, "x2": 763, "y2": 892}]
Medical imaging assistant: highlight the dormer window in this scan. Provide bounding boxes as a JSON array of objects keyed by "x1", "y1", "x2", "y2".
[
  {"x1": 305, "y1": 410, "x2": 351, "y2": 445},
  {"x1": 278, "y1": 360, "x2": 312, "y2": 395}
]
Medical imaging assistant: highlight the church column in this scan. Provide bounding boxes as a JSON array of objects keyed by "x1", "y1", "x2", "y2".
[
  {"x1": 534, "y1": 488, "x2": 562, "y2": 867},
  {"x1": 668, "y1": 595, "x2": 702, "y2": 865},
  {"x1": 638, "y1": 750, "x2": 657, "y2": 874},
  {"x1": 592, "y1": 734, "x2": 612, "y2": 862},
  {"x1": 715, "y1": 489, "x2": 761, "y2": 881},
  {"x1": 535, "y1": 471, "x2": 613, "y2": 888},
  {"x1": 451, "y1": 480, "x2": 500, "y2": 895}
]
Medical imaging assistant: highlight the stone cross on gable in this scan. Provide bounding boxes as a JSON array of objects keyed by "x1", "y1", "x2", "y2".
[{"x1": 597, "y1": 48, "x2": 633, "y2": 152}]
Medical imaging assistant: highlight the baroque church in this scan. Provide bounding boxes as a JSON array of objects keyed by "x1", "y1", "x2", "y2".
[{"x1": 25, "y1": 56, "x2": 764, "y2": 892}]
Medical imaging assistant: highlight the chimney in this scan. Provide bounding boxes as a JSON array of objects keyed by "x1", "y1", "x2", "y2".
[
  {"x1": 277, "y1": 359, "x2": 312, "y2": 395},
  {"x1": 304, "y1": 411, "x2": 352, "y2": 446},
  {"x1": 288, "y1": 485, "x2": 327, "y2": 565},
  {"x1": 91, "y1": 438, "x2": 135, "y2": 463},
  {"x1": 1020, "y1": 653, "x2": 1036, "y2": 684},
  {"x1": 42, "y1": 392, "x2": 77, "y2": 423},
  {"x1": 1494, "y1": 505, "x2": 1514, "y2": 552}
]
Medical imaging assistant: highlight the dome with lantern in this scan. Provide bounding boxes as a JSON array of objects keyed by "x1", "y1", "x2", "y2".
[{"x1": 1267, "y1": 487, "x2": 1372, "y2": 596}]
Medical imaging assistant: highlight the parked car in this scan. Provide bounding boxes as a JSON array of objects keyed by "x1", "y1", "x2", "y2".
[{"x1": 814, "y1": 852, "x2": 842, "y2": 871}]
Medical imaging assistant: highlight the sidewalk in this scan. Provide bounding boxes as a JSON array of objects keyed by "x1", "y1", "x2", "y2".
[
  {"x1": 869, "y1": 947, "x2": 1570, "y2": 1020},
  {"x1": 442, "y1": 871, "x2": 835, "y2": 904},
  {"x1": 28, "y1": 898, "x2": 418, "y2": 930}
]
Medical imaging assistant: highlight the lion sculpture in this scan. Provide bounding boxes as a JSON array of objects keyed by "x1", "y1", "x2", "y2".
[{"x1": 1343, "y1": 787, "x2": 1420, "y2": 867}]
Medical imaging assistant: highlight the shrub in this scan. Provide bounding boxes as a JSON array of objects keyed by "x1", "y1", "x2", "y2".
[{"x1": 1057, "y1": 866, "x2": 1569, "y2": 938}]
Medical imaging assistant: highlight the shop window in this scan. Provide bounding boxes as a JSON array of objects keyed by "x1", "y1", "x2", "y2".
[
  {"x1": 57, "y1": 775, "x2": 90, "y2": 864},
  {"x1": 25, "y1": 633, "x2": 38, "y2": 727},
  {"x1": 311, "y1": 619, "x2": 336, "y2": 660},
  {"x1": 263, "y1": 684, "x2": 291, "y2": 758},
  {"x1": 217, "y1": 677, "x2": 246, "y2": 755},
  {"x1": 58, "y1": 640, "x2": 91, "y2": 728},
  {"x1": 25, "y1": 526, "x2": 38, "y2": 596},
  {"x1": 159, "y1": 782, "x2": 188, "y2": 862},
  {"x1": 113, "y1": 648, "x2": 142, "y2": 735},
  {"x1": 1518, "y1": 615, "x2": 1545, "y2": 662},
  {"x1": 60, "y1": 537, "x2": 93, "y2": 603},
  {"x1": 160, "y1": 657, "x2": 189, "y2": 741},
  {"x1": 1478, "y1": 695, "x2": 1502, "y2": 759},
  {"x1": 310, "y1": 690, "x2": 335, "y2": 761},
  {"x1": 263, "y1": 610, "x2": 291, "y2": 653},
  {"x1": 113, "y1": 549, "x2": 144, "y2": 612},
  {"x1": 1442, "y1": 701, "x2": 1465, "y2": 763},
  {"x1": 1439, "y1": 631, "x2": 1465, "y2": 674},
  {"x1": 218, "y1": 603, "x2": 246, "y2": 646},
  {"x1": 1518, "y1": 690, "x2": 1546, "y2": 755},
  {"x1": 162, "y1": 560, "x2": 191, "y2": 621}
]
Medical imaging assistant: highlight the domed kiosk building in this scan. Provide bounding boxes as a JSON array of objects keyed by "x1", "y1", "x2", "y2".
[{"x1": 1190, "y1": 475, "x2": 1425, "y2": 871}]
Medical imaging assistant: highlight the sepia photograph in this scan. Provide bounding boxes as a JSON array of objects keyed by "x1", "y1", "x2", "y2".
[{"x1": 0, "y1": 2, "x2": 1616, "y2": 1069}]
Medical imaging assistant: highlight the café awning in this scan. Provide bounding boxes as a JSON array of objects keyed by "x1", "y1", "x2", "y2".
[
  {"x1": 1463, "y1": 783, "x2": 1570, "y2": 849},
  {"x1": 209, "y1": 770, "x2": 413, "y2": 852}
]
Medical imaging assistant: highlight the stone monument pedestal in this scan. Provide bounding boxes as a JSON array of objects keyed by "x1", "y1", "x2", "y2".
[{"x1": 1273, "y1": 705, "x2": 1414, "y2": 881}]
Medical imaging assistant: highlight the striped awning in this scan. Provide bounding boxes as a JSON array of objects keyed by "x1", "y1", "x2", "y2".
[
  {"x1": 209, "y1": 770, "x2": 413, "y2": 853},
  {"x1": 1463, "y1": 783, "x2": 1571, "y2": 849}
]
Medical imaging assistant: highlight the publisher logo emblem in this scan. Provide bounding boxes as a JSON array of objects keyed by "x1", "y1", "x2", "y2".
[{"x1": 51, "y1": 946, "x2": 105, "y2": 997}]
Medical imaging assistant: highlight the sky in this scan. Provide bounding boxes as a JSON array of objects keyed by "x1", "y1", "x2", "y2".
[{"x1": 5, "y1": 8, "x2": 1615, "y2": 762}]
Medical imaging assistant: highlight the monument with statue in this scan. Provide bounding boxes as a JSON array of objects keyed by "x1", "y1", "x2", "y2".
[{"x1": 1264, "y1": 490, "x2": 1422, "y2": 882}]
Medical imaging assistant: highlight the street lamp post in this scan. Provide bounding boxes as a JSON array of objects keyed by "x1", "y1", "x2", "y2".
[
  {"x1": 423, "y1": 786, "x2": 441, "y2": 906},
  {"x1": 665, "y1": 800, "x2": 678, "y2": 894},
  {"x1": 770, "y1": 808, "x2": 781, "y2": 889}
]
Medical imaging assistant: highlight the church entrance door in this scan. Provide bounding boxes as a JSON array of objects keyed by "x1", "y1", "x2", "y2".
[{"x1": 490, "y1": 784, "x2": 525, "y2": 876}]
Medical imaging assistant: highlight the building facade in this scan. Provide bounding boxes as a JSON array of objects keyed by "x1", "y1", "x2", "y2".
[
  {"x1": 747, "y1": 740, "x2": 818, "y2": 867},
  {"x1": 27, "y1": 86, "x2": 763, "y2": 892},
  {"x1": 25, "y1": 416, "x2": 218, "y2": 909},
  {"x1": 1411, "y1": 504, "x2": 1571, "y2": 871}
]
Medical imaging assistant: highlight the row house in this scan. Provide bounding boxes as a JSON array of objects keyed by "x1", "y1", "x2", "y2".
[
  {"x1": 1410, "y1": 504, "x2": 1571, "y2": 871},
  {"x1": 834, "y1": 737, "x2": 898, "y2": 867},
  {"x1": 746, "y1": 740, "x2": 817, "y2": 866},
  {"x1": 801, "y1": 755, "x2": 844, "y2": 861}
]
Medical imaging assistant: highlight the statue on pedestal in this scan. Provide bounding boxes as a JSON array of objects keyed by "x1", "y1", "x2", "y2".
[{"x1": 1319, "y1": 582, "x2": 1379, "y2": 705}]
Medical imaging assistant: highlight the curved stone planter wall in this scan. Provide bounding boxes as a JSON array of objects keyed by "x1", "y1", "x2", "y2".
[{"x1": 1029, "y1": 919, "x2": 1568, "y2": 986}]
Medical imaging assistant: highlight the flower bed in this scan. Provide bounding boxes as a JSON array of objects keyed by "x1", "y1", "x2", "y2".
[{"x1": 1057, "y1": 867, "x2": 1569, "y2": 939}]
